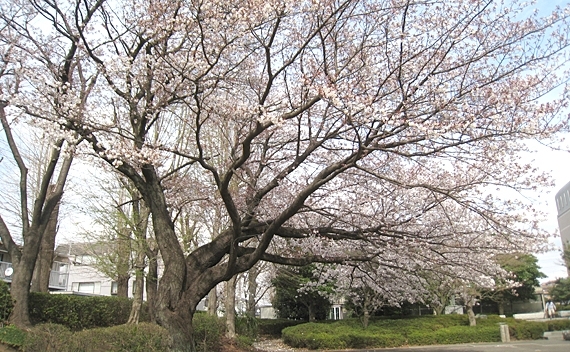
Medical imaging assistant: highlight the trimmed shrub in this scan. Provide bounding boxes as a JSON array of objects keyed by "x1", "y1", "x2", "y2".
[
  {"x1": 408, "y1": 326, "x2": 500, "y2": 345},
  {"x1": 29, "y1": 293, "x2": 133, "y2": 330},
  {"x1": 22, "y1": 323, "x2": 74, "y2": 352},
  {"x1": 257, "y1": 318, "x2": 306, "y2": 337},
  {"x1": 0, "y1": 281, "x2": 13, "y2": 323},
  {"x1": 544, "y1": 319, "x2": 570, "y2": 332},
  {"x1": 236, "y1": 314, "x2": 258, "y2": 338},
  {"x1": 193, "y1": 312, "x2": 225, "y2": 352},
  {"x1": 0, "y1": 325, "x2": 26, "y2": 348},
  {"x1": 282, "y1": 315, "x2": 533, "y2": 349},
  {"x1": 72, "y1": 323, "x2": 170, "y2": 352},
  {"x1": 507, "y1": 320, "x2": 546, "y2": 340},
  {"x1": 23, "y1": 323, "x2": 170, "y2": 352}
]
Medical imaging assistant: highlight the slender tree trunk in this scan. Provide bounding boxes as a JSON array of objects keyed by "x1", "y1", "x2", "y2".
[
  {"x1": 466, "y1": 301, "x2": 477, "y2": 326},
  {"x1": 146, "y1": 251, "x2": 159, "y2": 323},
  {"x1": 247, "y1": 265, "x2": 259, "y2": 317},
  {"x1": 498, "y1": 301, "x2": 505, "y2": 316},
  {"x1": 31, "y1": 195, "x2": 59, "y2": 292},
  {"x1": 127, "y1": 246, "x2": 146, "y2": 324},
  {"x1": 116, "y1": 274, "x2": 130, "y2": 298},
  {"x1": 207, "y1": 287, "x2": 218, "y2": 316},
  {"x1": 308, "y1": 305, "x2": 316, "y2": 322},
  {"x1": 362, "y1": 307, "x2": 370, "y2": 329},
  {"x1": 362, "y1": 292, "x2": 370, "y2": 328},
  {"x1": 225, "y1": 275, "x2": 237, "y2": 339}
]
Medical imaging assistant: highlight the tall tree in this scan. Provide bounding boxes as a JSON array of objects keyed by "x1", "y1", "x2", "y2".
[
  {"x1": 272, "y1": 265, "x2": 332, "y2": 321},
  {"x1": 3, "y1": 1, "x2": 570, "y2": 349},
  {"x1": 550, "y1": 278, "x2": 570, "y2": 305},
  {"x1": 0, "y1": 0, "x2": 101, "y2": 326},
  {"x1": 484, "y1": 253, "x2": 545, "y2": 315}
]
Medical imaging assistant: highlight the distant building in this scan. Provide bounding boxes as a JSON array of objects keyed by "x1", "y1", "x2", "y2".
[{"x1": 555, "y1": 181, "x2": 570, "y2": 276}]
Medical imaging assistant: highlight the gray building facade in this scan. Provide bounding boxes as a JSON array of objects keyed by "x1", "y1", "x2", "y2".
[{"x1": 555, "y1": 181, "x2": 570, "y2": 276}]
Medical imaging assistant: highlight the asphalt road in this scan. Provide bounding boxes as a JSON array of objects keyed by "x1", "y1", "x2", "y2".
[{"x1": 325, "y1": 339, "x2": 569, "y2": 352}]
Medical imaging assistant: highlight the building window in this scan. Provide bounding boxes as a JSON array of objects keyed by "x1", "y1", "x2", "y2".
[
  {"x1": 330, "y1": 306, "x2": 342, "y2": 320},
  {"x1": 77, "y1": 282, "x2": 95, "y2": 294},
  {"x1": 111, "y1": 281, "x2": 118, "y2": 295}
]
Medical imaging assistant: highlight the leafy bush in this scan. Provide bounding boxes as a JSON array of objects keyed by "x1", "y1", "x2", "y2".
[
  {"x1": 236, "y1": 314, "x2": 258, "y2": 338},
  {"x1": 408, "y1": 326, "x2": 500, "y2": 345},
  {"x1": 507, "y1": 320, "x2": 547, "y2": 340},
  {"x1": 281, "y1": 315, "x2": 563, "y2": 349},
  {"x1": 193, "y1": 312, "x2": 225, "y2": 352},
  {"x1": 235, "y1": 335, "x2": 255, "y2": 350},
  {"x1": 544, "y1": 319, "x2": 570, "y2": 331},
  {"x1": 0, "y1": 325, "x2": 26, "y2": 348},
  {"x1": 22, "y1": 323, "x2": 170, "y2": 352},
  {"x1": 0, "y1": 281, "x2": 13, "y2": 323},
  {"x1": 22, "y1": 323, "x2": 74, "y2": 352},
  {"x1": 282, "y1": 322, "x2": 408, "y2": 349},
  {"x1": 257, "y1": 318, "x2": 306, "y2": 337},
  {"x1": 28, "y1": 293, "x2": 134, "y2": 330},
  {"x1": 72, "y1": 323, "x2": 170, "y2": 352}
]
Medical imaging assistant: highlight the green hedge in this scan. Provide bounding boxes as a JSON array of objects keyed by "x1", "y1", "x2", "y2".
[
  {"x1": 2, "y1": 314, "x2": 227, "y2": 352},
  {"x1": 0, "y1": 325, "x2": 26, "y2": 348},
  {"x1": 28, "y1": 293, "x2": 138, "y2": 330},
  {"x1": 0, "y1": 281, "x2": 13, "y2": 323},
  {"x1": 281, "y1": 315, "x2": 570, "y2": 350},
  {"x1": 544, "y1": 319, "x2": 570, "y2": 331},
  {"x1": 22, "y1": 323, "x2": 170, "y2": 352},
  {"x1": 407, "y1": 326, "x2": 500, "y2": 345},
  {"x1": 193, "y1": 312, "x2": 226, "y2": 352},
  {"x1": 257, "y1": 318, "x2": 307, "y2": 337}
]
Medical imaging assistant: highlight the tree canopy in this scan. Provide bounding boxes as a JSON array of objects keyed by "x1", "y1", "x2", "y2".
[
  {"x1": 1, "y1": 0, "x2": 569, "y2": 349},
  {"x1": 271, "y1": 265, "x2": 332, "y2": 321}
]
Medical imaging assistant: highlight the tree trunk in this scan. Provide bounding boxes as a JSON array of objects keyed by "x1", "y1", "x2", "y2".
[
  {"x1": 362, "y1": 307, "x2": 370, "y2": 329},
  {"x1": 466, "y1": 302, "x2": 477, "y2": 326},
  {"x1": 9, "y1": 260, "x2": 36, "y2": 327},
  {"x1": 246, "y1": 265, "x2": 259, "y2": 317},
  {"x1": 115, "y1": 273, "x2": 129, "y2": 298},
  {"x1": 128, "y1": 250, "x2": 146, "y2": 324},
  {"x1": 207, "y1": 287, "x2": 218, "y2": 316},
  {"x1": 225, "y1": 275, "x2": 237, "y2": 339},
  {"x1": 308, "y1": 305, "x2": 316, "y2": 322},
  {"x1": 146, "y1": 251, "x2": 159, "y2": 323},
  {"x1": 159, "y1": 307, "x2": 196, "y2": 352},
  {"x1": 31, "y1": 195, "x2": 59, "y2": 292},
  {"x1": 143, "y1": 176, "x2": 196, "y2": 351},
  {"x1": 127, "y1": 277, "x2": 145, "y2": 324},
  {"x1": 498, "y1": 301, "x2": 505, "y2": 316},
  {"x1": 361, "y1": 291, "x2": 370, "y2": 328}
]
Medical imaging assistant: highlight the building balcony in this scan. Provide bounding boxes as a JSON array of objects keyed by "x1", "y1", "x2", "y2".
[{"x1": 0, "y1": 261, "x2": 69, "y2": 290}]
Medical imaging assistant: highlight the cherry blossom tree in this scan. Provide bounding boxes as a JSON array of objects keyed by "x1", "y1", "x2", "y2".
[
  {"x1": 2, "y1": 0, "x2": 570, "y2": 350},
  {"x1": 0, "y1": 0, "x2": 102, "y2": 327}
]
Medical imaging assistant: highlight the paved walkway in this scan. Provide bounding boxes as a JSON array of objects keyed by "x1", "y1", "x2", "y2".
[
  {"x1": 347, "y1": 339, "x2": 569, "y2": 352},
  {"x1": 293, "y1": 331, "x2": 570, "y2": 352},
  {"x1": 319, "y1": 333, "x2": 569, "y2": 352}
]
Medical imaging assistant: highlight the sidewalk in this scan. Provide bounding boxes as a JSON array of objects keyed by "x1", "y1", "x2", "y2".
[{"x1": 317, "y1": 331, "x2": 569, "y2": 352}]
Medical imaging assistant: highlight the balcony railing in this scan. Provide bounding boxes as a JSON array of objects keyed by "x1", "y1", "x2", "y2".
[
  {"x1": 0, "y1": 261, "x2": 69, "y2": 290},
  {"x1": 49, "y1": 269, "x2": 69, "y2": 290}
]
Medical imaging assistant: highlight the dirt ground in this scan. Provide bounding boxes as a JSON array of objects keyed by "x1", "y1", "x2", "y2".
[{"x1": 0, "y1": 344, "x2": 18, "y2": 352}]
